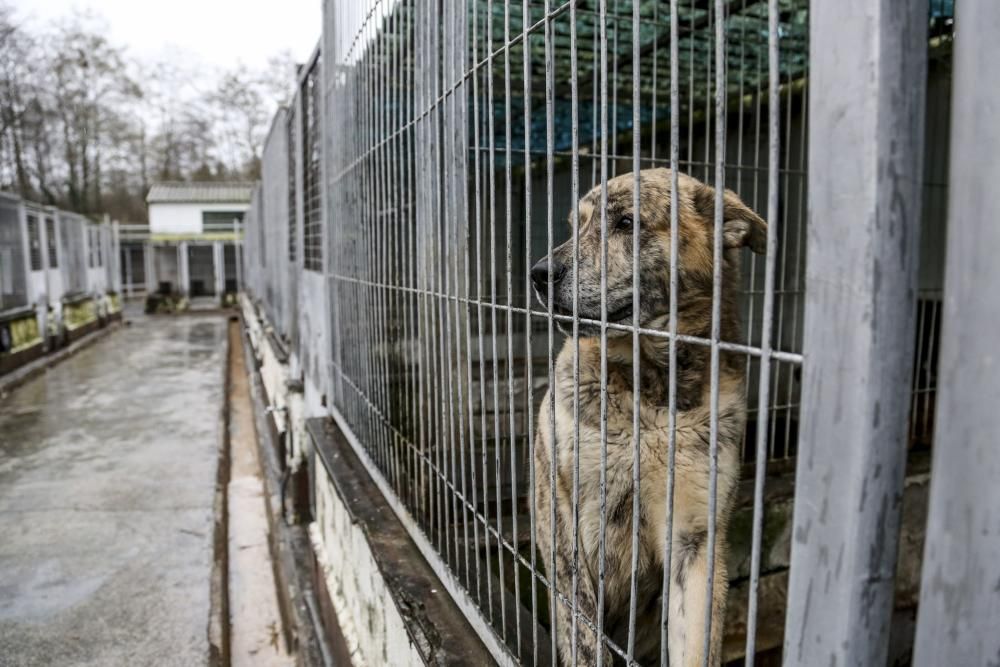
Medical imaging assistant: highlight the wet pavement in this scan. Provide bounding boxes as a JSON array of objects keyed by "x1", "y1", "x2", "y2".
[{"x1": 0, "y1": 314, "x2": 228, "y2": 666}]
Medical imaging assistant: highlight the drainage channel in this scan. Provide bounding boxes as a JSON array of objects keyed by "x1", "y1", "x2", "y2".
[{"x1": 221, "y1": 318, "x2": 293, "y2": 667}]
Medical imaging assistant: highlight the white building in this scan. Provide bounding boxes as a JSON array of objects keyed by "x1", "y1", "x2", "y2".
[{"x1": 145, "y1": 182, "x2": 252, "y2": 303}]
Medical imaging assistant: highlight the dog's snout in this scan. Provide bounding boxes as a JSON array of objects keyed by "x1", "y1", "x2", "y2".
[{"x1": 531, "y1": 258, "x2": 566, "y2": 291}]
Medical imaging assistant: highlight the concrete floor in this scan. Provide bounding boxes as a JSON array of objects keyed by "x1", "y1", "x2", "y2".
[{"x1": 0, "y1": 315, "x2": 227, "y2": 666}]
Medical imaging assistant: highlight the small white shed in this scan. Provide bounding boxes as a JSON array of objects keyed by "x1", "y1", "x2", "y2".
[{"x1": 145, "y1": 182, "x2": 253, "y2": 301}]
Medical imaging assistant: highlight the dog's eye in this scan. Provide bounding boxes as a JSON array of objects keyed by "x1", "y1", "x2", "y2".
[{"x1": 616, "y1": 215, "x2": 633, "y2": 231}]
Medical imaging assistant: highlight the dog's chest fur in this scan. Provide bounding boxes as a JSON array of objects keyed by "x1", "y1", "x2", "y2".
[{"x1": 539, "y1": 338, "x2": 745, "y2": 650}]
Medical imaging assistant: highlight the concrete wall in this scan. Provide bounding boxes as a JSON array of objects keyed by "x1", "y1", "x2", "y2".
[
  {"x1": 241, "y1": 292, "x2": 438, "y2": 667},
  {"x1": 310, "y1": 484, "x2": 423, "y2": 667}
]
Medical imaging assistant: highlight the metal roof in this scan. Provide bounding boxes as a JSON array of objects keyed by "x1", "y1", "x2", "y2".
[{"x1": 146, "y1": 181, "x2": 256, "y2": 205}]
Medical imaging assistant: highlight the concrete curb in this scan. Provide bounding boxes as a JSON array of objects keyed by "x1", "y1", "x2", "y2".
[
  {"x1": 237, "y1": 315, "x2": 336, "y2": 667},
  {"x1": 0, "y1": 320, "x2": 123, "y2": 397}
]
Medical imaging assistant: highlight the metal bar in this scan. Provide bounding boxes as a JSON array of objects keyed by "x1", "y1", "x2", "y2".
[
  {"x1": 913, "y1": 2, "x2": 1000, "y2": 664},
  {"x1": 415, "y1": 0, "x2": 430, "y2": 546},
  {"x1": 596, "y1": 0, "x2": 610, "y2": 662},
  {"x1": 461, "y1": 0, "x2": 483, "y2": 605},
  {"x1": 567, "y1": 2, "x2": 582, "y2": 665},
  {"x1": 522, "y1": 0, "x2": 539, "y2": 661},
  {"x1": 659, "y1": 0, "x2": 681, "y2": 662},
  {"x1": 625, "y1": 0, "x2": 642, "y2": 660},
  {"x1": 546, "y1": 1, "x2": 561, "y2": 663},
  {"x1": 768, "y1": 36, "x2": 795, "y2": 460},
  {"x1": 702, "y1": 0, "x2": 726, "y2": 661},
  {"x1": 451, "y1": 0, "x2": 473, "y2": 595},
  {"x1": 743, "y1": 1, "x2": 780, "y2": 662},
  {"x1": 472, "y1": 0, "x2": 497, "y2": 618},
  {"x1": 431, "y1": 0, "x2": 449, "y2": 561},
  {"x1": 502, "y1": 0, "x2": 522, "y2": 650},
  {"x1": 373, "y1": 4, "x2": 392, "y2": 482},
  {"x1": 487, "y1": 0, "x2": 509, "y2": 635},
  {"x1": 329, "y1": 273, "x2": 804, "y2": 363},
  {"x1": 438, "y1": 0, "x2": 460, "y2": 576},
  {"x1": 783, "y1": 1, "x2": 928, "y2": 664}
]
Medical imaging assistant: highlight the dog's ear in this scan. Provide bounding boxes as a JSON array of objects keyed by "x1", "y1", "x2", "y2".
[{"x1": 693, "y1": 185, "x2": 768, "y2": 254}]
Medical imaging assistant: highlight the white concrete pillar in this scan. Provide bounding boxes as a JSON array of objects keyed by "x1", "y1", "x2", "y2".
[
  {"x1": 178, "y1": 242, "x2": 189, "y2": 296},
  {"x1": 213, "y1": 241, "x2": 225, "y2": 304},
  {"x1": 145, "y1": 243, "x2": 156, "y2": 294}
]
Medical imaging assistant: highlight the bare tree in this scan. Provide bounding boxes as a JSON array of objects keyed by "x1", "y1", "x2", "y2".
[{"x1": 0, "y1": 1, "x2": 291, "y2": 221}]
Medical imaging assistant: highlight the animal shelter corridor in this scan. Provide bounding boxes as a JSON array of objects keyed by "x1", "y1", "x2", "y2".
[{"x1": 1, "y1": 0, "x2": 998, "y2": 666}]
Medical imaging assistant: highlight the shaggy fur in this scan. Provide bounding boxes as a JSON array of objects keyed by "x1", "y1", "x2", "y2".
[{"x1": 531, "y1": 168, "x2": 767, "y2": 666}]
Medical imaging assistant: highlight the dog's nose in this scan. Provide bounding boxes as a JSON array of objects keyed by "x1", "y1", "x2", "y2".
[{"x1": 531, "y1": 258, "x2": 566, "y2": 291}]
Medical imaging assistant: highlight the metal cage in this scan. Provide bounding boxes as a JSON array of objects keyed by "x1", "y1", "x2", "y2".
[{"x1": 239, "y1": 0, "x2": 1000, "y2": 665}]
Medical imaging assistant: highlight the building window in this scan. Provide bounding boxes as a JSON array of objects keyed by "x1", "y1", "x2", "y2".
[
  {"x1": 88, "y1": 228, "x2": 103, "y2": 268},
  {"x1": 202, "y1": 211, "x2": 245, "y2": 232},
  {"x1": 27, "y1": 214, "x2": 42, "y2": 270},
  {"x1": 45, "y1": 216, "x2": 57, "y2": 268},
  {"x1": 302, "y1": 60, "x2": 322, "y2": 272}
]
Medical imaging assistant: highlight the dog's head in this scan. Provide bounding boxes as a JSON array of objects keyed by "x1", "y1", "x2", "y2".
[{"x1": 531, "y1": 168, "x2": 767, "y2": 337}]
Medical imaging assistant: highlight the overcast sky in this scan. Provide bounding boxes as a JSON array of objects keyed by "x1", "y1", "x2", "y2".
[{"x1": 10, "y1": 0, "x2": 321, "y2": 71}]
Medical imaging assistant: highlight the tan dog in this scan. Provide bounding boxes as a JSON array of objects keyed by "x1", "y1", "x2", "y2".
[{"x1": 531, "y1": 168, "x2": 767, "y2": 666}]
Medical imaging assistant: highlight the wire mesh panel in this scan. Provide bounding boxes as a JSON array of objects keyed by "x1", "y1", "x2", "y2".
[
  {"x1": 246, "y1": 186, "x2": 264, "y2": 299},
  {"x1": 302, "y1": 60, "x2": 323, "y2": 273},
  {"x1": 234, "y1": 0, "x2": 976, "y2": 664},
  {"x1": 321, "y1": 0, "x2": 804, "y2": 664},
  {"x1": 262, "y1": 107, "x2": 292, "y2": 335},
  {"x1": 0, "y1": 196, "x2": 28, "y2": 312}
]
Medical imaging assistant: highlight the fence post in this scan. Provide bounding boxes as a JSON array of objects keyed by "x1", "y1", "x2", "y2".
[
  {"x1": 145, "y1": 243, "x2": 155, "y2": 296},
  {"x1": 913, "y1": 3, "x2": 1000, "y2": 664},
  {"x1": 784, "y1": 2, "x2": 928, "y2": 665},
  {"x1": 178, "y1": 242, "x2": 189, "y2": 297},
  {"x1": 212, "y1": 241, "x2": 224, "y2": 305},
  {"x1": 111, "y1": 219, "x2": 121, "y2": 294},
  {"x1": 235, "y1": 221, "x2": 243, "y2": 293}
]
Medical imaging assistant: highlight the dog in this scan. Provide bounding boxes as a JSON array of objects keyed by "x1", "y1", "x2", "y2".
[{"x1": 531, "y1": 168, "x2": 767, "y2": 666}]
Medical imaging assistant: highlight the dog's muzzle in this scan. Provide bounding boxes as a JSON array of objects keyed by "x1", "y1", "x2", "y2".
[{"x1": 530, "y1": 257, "x2": 567, "y2": 293}]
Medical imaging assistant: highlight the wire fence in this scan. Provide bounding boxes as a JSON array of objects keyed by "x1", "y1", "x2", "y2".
[
  {"x1": 330, "y1": 2, "x2": 808, "y2": 664},
  {"x1": 237, "y1": 1, "x2": 990, "y2": 665},
  {"x1": 0, "y1": 193, "x2": 118, "y2": 311}
]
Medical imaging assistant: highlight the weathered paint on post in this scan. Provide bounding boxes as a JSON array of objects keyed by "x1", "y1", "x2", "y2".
[
  {"x1": 913, "y1": 3, "x2": 1000, "y2": 664},
  {"x1": 784, "y1": 2, "x2": 927, "y2": 665}
]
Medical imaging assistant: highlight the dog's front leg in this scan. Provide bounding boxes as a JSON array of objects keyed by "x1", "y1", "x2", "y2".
[
  {"x1": 667, "y1": 533, "x2": 729, "y2": 667},
  {"x1": 537, "y1": 476, "x2": 614, "y2": 665}
]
